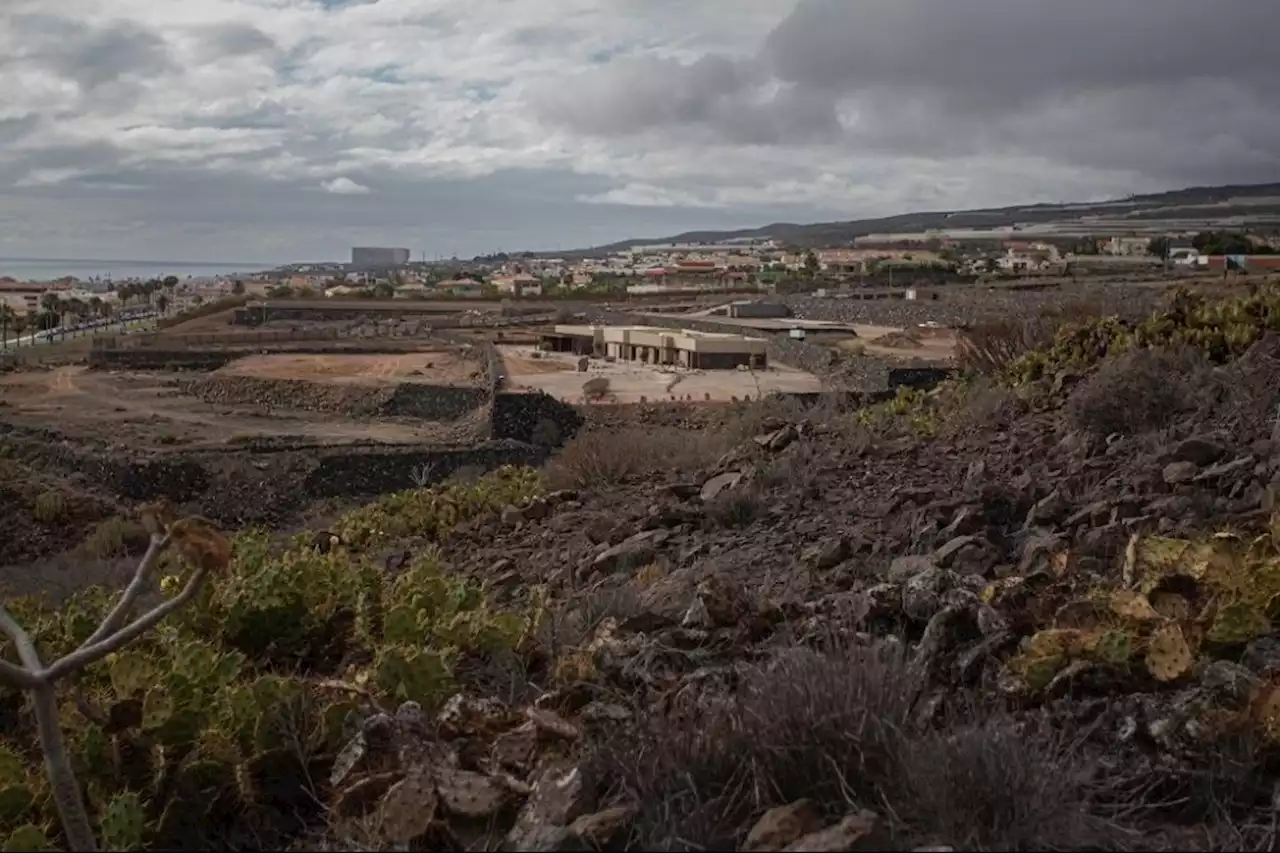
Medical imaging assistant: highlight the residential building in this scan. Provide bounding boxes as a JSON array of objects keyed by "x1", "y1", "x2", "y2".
[
  {"x1": 492, "y1": 273, "x2": 542, "y2": 296},
  {"x1": 1102, "y1": 236, "x2": 1151, "y2": 257}
]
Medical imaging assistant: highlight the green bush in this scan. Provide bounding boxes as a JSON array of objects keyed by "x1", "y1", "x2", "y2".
[{"x1": 0, "y1": 465, "x2": 548, "y2": 851}]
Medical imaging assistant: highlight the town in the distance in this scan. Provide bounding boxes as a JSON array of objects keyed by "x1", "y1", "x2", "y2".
[{"x1": 3, "y1": 194, "x2": 1280, "y2": 349}]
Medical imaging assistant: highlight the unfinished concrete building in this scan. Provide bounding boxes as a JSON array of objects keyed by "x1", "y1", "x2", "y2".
[{"x1": 539, "y1": 324, "x2": 767, "y2": 370}]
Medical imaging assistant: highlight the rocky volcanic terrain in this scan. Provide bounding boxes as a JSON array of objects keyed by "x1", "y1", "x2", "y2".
[{"x1": 10, "y1": 284, "x2": 1280, "y2": 852}]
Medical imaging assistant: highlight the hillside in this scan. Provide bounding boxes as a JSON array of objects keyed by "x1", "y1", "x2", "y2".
[{"x1": 560, "y1": 181, "x2": 1280, "y2": 255}]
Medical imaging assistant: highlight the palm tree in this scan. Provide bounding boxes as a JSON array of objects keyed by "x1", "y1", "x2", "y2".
[{"x1": 0, "y1": 304, "x2": 14, "y2": 349}]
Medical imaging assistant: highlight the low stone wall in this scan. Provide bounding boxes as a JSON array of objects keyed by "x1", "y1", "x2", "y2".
[
  {"x1": 302, "y1": 442, "x2": 546, "y2": 498},
  {"x1": 180, "y1": 375, "x2": 488, "y2": 420},
  {"x1": 887, "y1": 366, "x2": 956, "y2": 391},
  {"x1": 384, "y1": 384, "x2": 490, "y2": 420},
  {"x1": 0, "y1": 423, "x2": 548, "y2": 525},
  {"x1": 0, "y1": 425, "x2": 211, "y2": 503},
  {"x1": 88, "y1": 349, "x2": 241, "y2": 371},
  {"x1": 492, "y1": 391, "x2": 584, "y2": 445},
  {"x1": 181, "y1": 376, "x2": 391, "y2": 415}
]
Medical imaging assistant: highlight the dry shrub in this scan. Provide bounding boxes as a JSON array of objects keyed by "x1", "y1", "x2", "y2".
[
  {"x1": 544, "y1": 427, "x2": 732, "y2": 489},
  {"x1": 590, "y1": 640, "x2": 1142, "y2": 852},
  {"x1": 756, "y1": 442, "x2": 822, "y2": 491},
  {"x1": 1067, "y1": 347, "x2": 1204, "y2": 437},
  {"x1": 79, "y1": 515, "x2": 151, "y2": 558},
  {"x1": 958, "y1": 300, "x2": 1104, "y2": 375},
  {"x1": 944, "y1": 378, "x2": 1029, "y2": 435},
  {"x1": 538, "y1": 579, "x2": 644, "y2": 656},
  {"x1": 957, "y1": 317, "x2": 1055, "y2": 374},
  {"x1": 32, "y1": 489, "x2": 69, "y2": 523},
  {"x1": 703, "y1": 485, "x2": 763, "y2": 528}
]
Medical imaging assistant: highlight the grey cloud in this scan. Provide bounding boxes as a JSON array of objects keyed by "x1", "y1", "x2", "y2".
[
  {"x1": 0, "y1": 140, "x2": 133, "y2": 187},
  {"x1": 534, "y1": 54, "x2": 840, "y2": 144},
  {"x1": 195, "y1": 23, "x2": 278, "y2": 60},
  {"x1": 765, "y1": 0, "x2": 1279, "y2": 109},
  {"x1": 536, "y1": 0, "x2": 1280, "y2": 187},
  {"x1": 10, "y1": 14, "x2": 174, "y2": 92}
]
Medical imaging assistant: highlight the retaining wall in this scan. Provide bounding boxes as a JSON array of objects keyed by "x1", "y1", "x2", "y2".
[
  {"x1": 88, "y1": 349, "x2": 242, "y2": 371},
  {"x1": 0, "y1": 423, "x2": 549, "y2": 525},
  {"x1": 492, "y1": 391, "x2": 585, "y2": 444},
  {"x1": 179, "y1": 375, "x2": 489, "y2": 420}
]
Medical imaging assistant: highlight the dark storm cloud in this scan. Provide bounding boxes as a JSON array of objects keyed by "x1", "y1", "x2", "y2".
[
  {"x1": 534, "y1": 54, "x2": 841, "y2": 144},
  {"x1": 535, "y1": 0, "x2": 1280, "y2": 185},
  {"x1": 764, "y1": 0, "x2": 1279, "y2": 110},
  {"x1": 10, "y1": 14, "x2": 175, "y2": 92}
]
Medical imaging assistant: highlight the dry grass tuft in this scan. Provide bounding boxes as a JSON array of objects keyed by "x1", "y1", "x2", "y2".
[
  {"x1": 32, "y1": 489, "x2": 69, "y2": 523},
  {"x1": 544, "y1": 427, "x2": 734, "y2": 489},
  {"x1": 957, "y1": 300, "x2": 1104, "y2": 375},
  {"x1": 1066, "y1": 346, "x2": 1204, "y2": 436},
  {"x1": 589, "y1": 639, "x2": 1152, "y2": 851}
]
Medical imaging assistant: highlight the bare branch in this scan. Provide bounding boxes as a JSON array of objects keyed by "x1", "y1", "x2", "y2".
[
  {"x1": 0, "y1": 657, "x2": 40, "y2": 689},
  {"x1": 78, "y1": 533, "x2": 170, "y2": 650},
  {"x1": 32, "y1": 683, "x2": 98, "y2": 851},
  {"x1": 0, "y1": 604, "x2": 45, "y2": 673},
  {"x1": 44, "y1": 567, "x2": 210, "y2": 684}
]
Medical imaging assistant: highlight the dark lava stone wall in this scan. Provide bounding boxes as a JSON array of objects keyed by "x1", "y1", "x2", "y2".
[
  {"x1": 491, "y1": 391, "x2": 585, "y2": 445},
  {"x1": 87, "y1": 349, "x2": 240, "y2": 371}
]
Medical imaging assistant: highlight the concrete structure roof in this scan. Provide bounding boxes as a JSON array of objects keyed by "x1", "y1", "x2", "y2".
[{"x1": 548, "y1": 323, "x2": 766, "y2": 355}]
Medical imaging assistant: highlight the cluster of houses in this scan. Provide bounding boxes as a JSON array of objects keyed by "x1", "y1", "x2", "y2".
[{"x1": 8, "y1": 229, "x2": 1278, "y2": 311}]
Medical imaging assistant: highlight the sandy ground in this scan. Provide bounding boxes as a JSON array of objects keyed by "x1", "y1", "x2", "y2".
[
  {"x1": 497, "y1": 346, "x2": 823, "y2": 403},
  {"x1": 216, "y1": 351, "x2": 484, "y2": 386},
  {"x1": 0, "y1": 366, "x2": 476, "y2": 447},
  {"x1": 502, "y1": 353, "x2": 575, "y2": 377},
  {"x1": 837, "y1": 325, "x2": 958, "y2": 363}
]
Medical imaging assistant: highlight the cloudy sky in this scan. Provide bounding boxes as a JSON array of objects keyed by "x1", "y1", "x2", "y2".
[{"x1": 1, "y1": 0, "x2": 1277, "y2": 264}]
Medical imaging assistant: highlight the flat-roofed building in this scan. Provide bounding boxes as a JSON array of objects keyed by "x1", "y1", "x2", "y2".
[{"x1": 539, "y1": 324, "x2": 767, "y2": 370}]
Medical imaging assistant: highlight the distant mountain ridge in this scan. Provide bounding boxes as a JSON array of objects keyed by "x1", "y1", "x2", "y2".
[{"x1": 556, "y1": 181, "x2": 1280, "y2": 256}]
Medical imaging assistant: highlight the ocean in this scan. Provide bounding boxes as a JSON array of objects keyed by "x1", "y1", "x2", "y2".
[{"x1": 0, "y1": 257, "x2": 272, "y2": 283}]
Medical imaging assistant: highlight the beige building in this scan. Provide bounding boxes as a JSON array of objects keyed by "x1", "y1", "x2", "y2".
[{"x1": 540, "y1": 324, "x2": 767, "y2": 370}]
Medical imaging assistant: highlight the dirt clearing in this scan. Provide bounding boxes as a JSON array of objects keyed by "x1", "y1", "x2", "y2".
[{"x1": 216, "y1": 351, "x2": 484, "y2": 386}]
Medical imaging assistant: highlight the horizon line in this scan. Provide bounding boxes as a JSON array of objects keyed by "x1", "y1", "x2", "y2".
[{"x1": 0, "y1": 256, "x2": 282, "y2": 267}]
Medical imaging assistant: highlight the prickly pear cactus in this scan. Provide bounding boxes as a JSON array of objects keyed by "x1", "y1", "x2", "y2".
[
  {"x1": 1, "y1": 824, "x2": 54, "y2": 852},
  {"x1": 379, "y1": 769, "x2": 439, "y2": 844},
  {"x1": 99, "y1": 791, "x2": 148, "y2": 852},
  {"x1": 1144, "y1": 622, "x2": 1194, "y2": 682}
]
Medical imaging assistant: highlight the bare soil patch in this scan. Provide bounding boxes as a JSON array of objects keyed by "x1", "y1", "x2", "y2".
[
  {"x1": 215, "y1": 350, "x2": 484, "y2": 386},
  {"x1": 0, "y1": 366, "x2": 482, "y2": 448},
  {"x1": 839, "y1": 325, "x2": 958, "y2": 363},
  {"x1": 502, "y1": 352, "x2": 575, "y2": 377}
]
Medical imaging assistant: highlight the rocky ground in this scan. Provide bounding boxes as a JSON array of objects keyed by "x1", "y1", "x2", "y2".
[
  {"x1": 13, "y1": 284, "x2": 1280, "y2": 851},
  {"x1": 367, "y1": 328, "x2": 1280, "y2": 850}
]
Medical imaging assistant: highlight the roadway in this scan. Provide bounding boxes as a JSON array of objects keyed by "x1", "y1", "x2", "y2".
[{"x1": 0, "y1": 313, "x2": 159, "y2": 350}]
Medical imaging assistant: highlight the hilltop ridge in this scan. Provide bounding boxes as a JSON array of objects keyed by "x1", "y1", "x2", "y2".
[{"x1": 554, "y1": 180, "x2": 1280, "y2": 255}]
